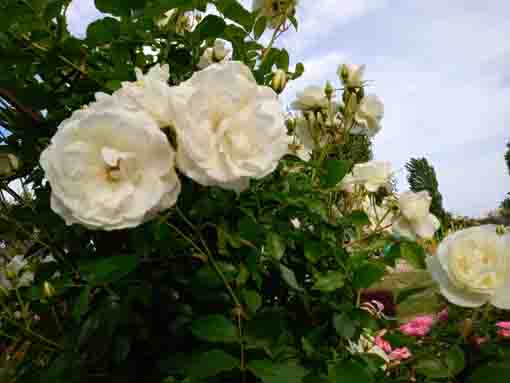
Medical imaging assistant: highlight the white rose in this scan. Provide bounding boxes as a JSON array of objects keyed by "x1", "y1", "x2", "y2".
[
  {"x1": 392, "y1": 191, "x2": 440, "y2": 240},
  {"x1": 426, "y1": 225, "x2": 510, "y2": 309},
  {"x1": 111, "y1": 64, "x2": 175, "y2": 128},
  {"x1": 291, "y1": 85, "x2": 329, "y2": 112},
  {"x1": 198, "y1": 40, "x2": 230, "y2": 69},
  {"x1": 171, "y1": 61, "x2": 290, "y2": 192},
  {"x1": 1, "y1": 255, "x2": 34, "y2": 290},
  {"x1": 338, "y1": 63, "x2": 365, "y2": 88},
  {"x1": 351, "y1": 94, "x2": 384, "y2": 137},
  {"x1": 40, "y1": 108, "x2": 180, "y2": 230},
  {"x1": 341, "y1": 161, "x2": 392, "y2": 192}
]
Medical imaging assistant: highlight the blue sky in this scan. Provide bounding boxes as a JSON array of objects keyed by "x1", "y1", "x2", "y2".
[{"x1": 65, "y1": 0, "x2": 510, "y2": 216}]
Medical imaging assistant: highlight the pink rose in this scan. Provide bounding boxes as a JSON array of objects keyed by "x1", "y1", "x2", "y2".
[
  {"x1": 496, "y1": 321, "x2": 510, "y2": 330},
  {"x1": 496, "y1": 322, "x2": 510, "y2": 338},
  {"x1": 374, "y1": 334, "x2": 392, "y2": 353},
  {"x1": 389, "y1": 347, "x2": 412, "y2": 360},
  {"x1": 399, "y1": 315, "x2": 435, "y2": 337},
  {"x1": 437, "y1": 308, "x2": 448, "y2": 322}
]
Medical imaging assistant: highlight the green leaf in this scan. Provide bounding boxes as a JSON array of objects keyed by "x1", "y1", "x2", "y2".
[
  {"x1": 292, "y1": 62, "x2": 305, "y2": 79},
  {"x1": 113, "y1": 335, "x2": 131, "y2": 365},
  {"x1": 401, "y1": 242, "x2": 427, "y2": 269},
  {"x1": 304, "y1": 240, "x2": 323, "y2": 263},
  {"x1": 242, "y1": 289, "x2": 262, "y2": 314},
  {"x1": 248, "y1": 359, "x2": 308, "y2": 383},
  {"x1": 78, "y1": 255, "x2": 138, "y2": 286},
  {"x1": 468, "y1": 363, "x2": 510, "y2": 383},
  {"x1": 328, "y1": 360, "x2": 374, "y2": 383},
  {"x1": 253, "y1": 16, "x2": 267, "y2": 39},
  {"x1": 266, "y1": 232, "x2": 285, "y2": 260},
  {"x1": 194, "y1": 14, "x2": 227, "y2": 41},
  {"x1": 333, "y1": 313, "x2": 356, "y2": 338},
  {"x1": 277, "y1": 49, "x2": 290, "y2": 71},
  {"x1": 214, "y1": 0, "x2": 253, "y2": 31},
  {"x1": 345, "y1": 210, "x2": 370, "y2": 227},
  {"x1": 445, "y1": 346, "x2": 465, "y2": 377},
  {"x1": 289, "y1": 15, "x2": 299, "y2": 30},
  {"x1": 312, "y1": 271, "x2": 345, "y2": 292},
  {"x1": 86, "y1": 17, "x2": 121, "y2": 46},
  {"x1": 187, "y1": 350, "x2": 240, "y2": 380},
  {"x1": 95, "y1": 0, "x2": 146, "y2": 15},
  {"x1": 279, "y1": 264, "x2": 304, "y2": 292},
  {"x1": 352, "y1": 262, "x2": 386, "y2": 289},
  {"x1": 190, "y1": 315, "x2": 238, "y2": 343},
  {"x1": 72, "y1": 286, "x2": 91, "y2": 322},
  {"x1": 416, "y1": 358, "x2": 451, "y2": 379},
  {"x1": 322, "y1": 159, "x2": 352, "y2": 188}
]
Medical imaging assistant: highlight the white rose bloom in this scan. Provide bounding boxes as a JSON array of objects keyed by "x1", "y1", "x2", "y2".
[
  {"x1": 111, "y1": 64, "x2": 176, "y2": 128},
  {"x1": 341, "y1": 161, "x2": 392, "y2": 192},
  {"x1": 338, "y1": 63, "x2": 365, "y2": 88},
  {"x1": 198, "y1": 40, "x2": 230, "y2": 69},
  {"x1": 40, "y1": 108, "x2": 180, "y2": 230},
  {"x1": 393, "y1": 191, "x2": 440, "y2": 240},
  {"x1": 352, "y1": 95, "x2": 384, "y2": 137},
  {"x1": 172, "y1": 61, "x2": 290, "y2": 192},
  {"x1": 291, "y1": 85, "x2": 329, "y2": 112},
  {"x1": 1, "y1": 255, "x2": 34, "y2": 290},
  {"x1": 426, "y1": 225, "x2": 510, "y2": 309},
  {"x1": 347, "y1": 333, "x2": 390, "y2": 365}
]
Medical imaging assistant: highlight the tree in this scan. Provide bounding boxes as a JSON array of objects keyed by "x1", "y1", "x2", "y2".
[
  {"x1": 405, "y1": 157, "x2": 445, "y2": 219},
  {"x1": 505, "y1": 142, "x2": 510, "y2": 176}
]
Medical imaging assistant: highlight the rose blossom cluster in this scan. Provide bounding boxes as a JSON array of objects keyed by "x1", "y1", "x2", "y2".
[
  {"x1": 288, "y1": 64, "x2": 383, "y2": 162},
  {"x1": 40, "y1": 62, "x2": 290, "y2": 230}
]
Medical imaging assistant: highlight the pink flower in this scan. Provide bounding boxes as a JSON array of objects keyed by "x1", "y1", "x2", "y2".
[
  {"x1": 498, "y1": 329, "x2": 510, "y2": 338},
  {"x1": 437, "y1": 308, "x2": 448, "y2": 322},
  {"x1": 496, "y1": 321, "x2": 510, "y2": 330},
  {"x1": 399, "y1": 315, "x2": 435, "y2": 337},
  {"x1": 374, "y1": 334, "x2": 392, "y2": 353},
  {"x1": 389, "y1": 347, "x2": 412, "y2": 360}
]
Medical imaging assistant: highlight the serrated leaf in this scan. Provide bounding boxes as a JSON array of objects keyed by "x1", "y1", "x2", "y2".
[
  {"x1": 187, "y1": 350, "x2": 239, "y2": 380},
  {"x1": 266, "y1": 233, "x2": 285, "y2": 260},
  {"x1": 328, "y1": 360, "x2": 374, "y2": 383},
  {"x1": 190, "y1": 315, "x2": 238, "y2": 343},
  {"x1": 86, "y1": 17, "x2": 120, "y2": 46},
  {"x1": 194, "y1": 14, "x2": 227, "y2": 41},
  {"x1": 322, "y1": 159, "x2": 352, "y2": 188},
  {"x1": 312, "y1": 271, "x2": 345, "y2": 292},
  {"x1": 248, "y1": 359, "x2": 308, "y2": 383},
  {"x1": 242, "y1": 289, "x2": 262, "y2": 314},
  {"x1": 279, "y1": 264, "x2": 303, "y2": 292},
  {"x1": 214, "y1": 0, "x2": 253, "y2": 31},
  {"x1": 352, "y1": 262, "x2": 385, "y2": 289},
  {"x1": 333, "y1": 313, "x2": 356, "y2": 338},
  {"x1": 78, "y1": 255, "x2": 138, "y2": 286},
  {"x1": 304, "y1": 240, "x2": 323, "y2": 263},
  {"x1": 253, "y1": 16, "x2": 267, "y2": 39},
  {"x1": 401, "y1": 242, "x2": 427, "y2": 269}
]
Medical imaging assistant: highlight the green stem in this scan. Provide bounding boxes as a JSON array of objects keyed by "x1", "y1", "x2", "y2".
[{"x1": 3, "y1": 316, "x2": 62, "y2": 350}]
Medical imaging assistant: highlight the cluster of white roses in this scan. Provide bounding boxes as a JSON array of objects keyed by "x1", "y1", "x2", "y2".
[
  {"x1": 288, "y1": 63, "x2": 384, "y2": 162},
  {"x1": 40, "y1": 62, "x2": 290, "y2": 230},
  {"x1": 0, "y1": 255, "x2": 34, "y2": 291},
  {"x1": 341, "y1": 160, "x2": 441, "y2": 240}
]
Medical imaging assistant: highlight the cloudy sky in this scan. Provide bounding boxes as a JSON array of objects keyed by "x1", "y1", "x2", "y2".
[{"x1": 66, "y1": 0, "x2": 510, "y2": 217}]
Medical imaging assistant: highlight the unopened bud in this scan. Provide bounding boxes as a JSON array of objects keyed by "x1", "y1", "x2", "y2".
[
  {"x1": 43, "y1": 281, "x2": 56, "y2": 298},
  {"x1": 338, "y1": 64, "x2": 349, "y2": 83},
  {"x1": 460, "y1": 318, "x2": 473, "y2": 339},
  {"x1": 271, "y1": 69, "x2": 287, "y2": 94},
  {"x1": 324, "y1": 81, "x2": 334, "y2": 99},
  {"x1": 213, "y1": 40, "x2": 228, "y2": 62},
  {"x1": 0, "y1": 153, "x2": 20, "y2": 176}
]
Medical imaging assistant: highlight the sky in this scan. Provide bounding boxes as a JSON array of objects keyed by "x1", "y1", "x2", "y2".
[{"x1": 64, "y1": 0, "x2": 510, "y2": 217}]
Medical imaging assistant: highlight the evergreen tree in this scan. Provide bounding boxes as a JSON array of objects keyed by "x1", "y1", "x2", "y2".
[{"x1": 405, "y1": 157, "x2": 445, "y2": 219}]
